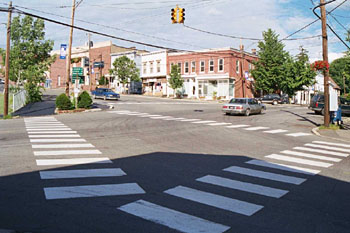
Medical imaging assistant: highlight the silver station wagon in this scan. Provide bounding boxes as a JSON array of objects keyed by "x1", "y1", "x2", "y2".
[{"x1": 222, "y1": 98, "x2": 266, "y2": 116}]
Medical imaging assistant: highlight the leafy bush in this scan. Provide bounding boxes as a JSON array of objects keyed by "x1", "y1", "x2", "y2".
[
  {"x1": 25, "y1": 82, "x2": 43, "y2": 103},
  {"x1": 78, "y1": 91, "x2": 92, "y2": 109},
  {"x1": 55, "y1": 93, "x2": 73, "y2": 110}
]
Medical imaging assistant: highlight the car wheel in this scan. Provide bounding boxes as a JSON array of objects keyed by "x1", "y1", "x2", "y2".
[
  {"x1": 93, "y1": 94, "x2": 96, "y2": 99},
  {"x1": 273, "y1": 100, "x2": 278, "y2": 105},
  {"x1": 321, "y1": 108, "x2": 325, "y2": 116},
  {"x1": 225, "y1": 112, "x2": 230, "y2": 115},
  {"x1": 245, "y1": 109, "x2": 250, "y2": 116},
  {"x1": 259, "y1": 108, "x2": 264, "y2": 114},
  {"x1": 103, "y1": 96, "x2": 106, "y2": 101}
]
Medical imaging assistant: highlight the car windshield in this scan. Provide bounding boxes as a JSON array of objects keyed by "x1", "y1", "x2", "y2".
[
  {"x1": 102, "y1": 89, "x2": 113, "y2": 92},
  {"x1": 230, "y1": 99, "x2": 247, "y2": 104}
]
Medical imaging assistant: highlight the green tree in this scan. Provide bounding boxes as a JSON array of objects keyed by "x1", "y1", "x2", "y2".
[
  {"x1": 98, "y1": 76, "x2": 109, "y2": 85},
  {"x1": 251, "y1": 29, "x2": 289, "y2": 94},
  {"x1": 168, "y1": 64, "x2": 183, "y2": 97},
  {"x1": 109, "y1": 56, "x2": 140, "y2": 86},
  {"x1": 281, "y1": 48, "x2": 316, "y2": 96},
  {"x1": 0, "y1": 15, "x2": 54, "y2": 103},
  {"x1": 329, "y1": 56, "x2": 350, "y2": 95}
]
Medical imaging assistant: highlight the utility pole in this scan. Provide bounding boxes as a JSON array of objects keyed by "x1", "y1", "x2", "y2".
[
  {"x1": 65, "y1": 0, "x2": 76, "y2": 96},
  {"x1": 320, "y1": 0, "x2": 330, "y2": 127},
  {"x1": 88, "y1": 33, "x2": 92, "y2": 91},
  {"x1": 4, "y1": 1, "x2": 12, "y2": 117},
  {"x1": 240, "y1": 40, "x2": 245, "y2": 98}
]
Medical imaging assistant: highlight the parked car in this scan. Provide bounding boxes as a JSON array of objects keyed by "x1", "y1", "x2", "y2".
[
  {"x1": 0, "y1": 79, "x2": 4, "y2": 84},
  {"x1": 91, "y1": 88, "x2": 120, "y2": 100},
  {"x1": 260, "y1": 94, "x2": 285, "y2": 105},
  {"x1": 309, "y1": 93, "x2": 350, "y2": 116},
  {"x1": 222, "y1": 98, "x2": 266, "y2": 116}
]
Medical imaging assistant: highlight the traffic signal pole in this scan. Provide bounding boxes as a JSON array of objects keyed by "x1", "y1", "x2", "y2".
[
  {"x1": 320, "y1": 0, "x2": 330, "y2": 127},
  {"x1": 4, "y1": 1, "x2": 12, "y2": 117}
]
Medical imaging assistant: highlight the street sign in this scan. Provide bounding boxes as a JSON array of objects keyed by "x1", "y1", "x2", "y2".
[
  {"x1": 72, "y1": 67, "x2": 83, "y2": 76},
  {"x1": 60, "y1": 44, "x2": 67, "y2": 59},
  {"x1": 245, "y1": 71, "x2": 249, "y2": 80},
  {"x1": 93, "y1": 61, "x2": 104, "y2": 68},
  {"x1": 72, "y1": 76, "x2": 84, "y2": 84}
]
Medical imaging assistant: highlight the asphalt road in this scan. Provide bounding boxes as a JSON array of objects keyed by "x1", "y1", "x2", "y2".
[{"x1": 0, "y1": 95, "x2": 349, "y2": 233}]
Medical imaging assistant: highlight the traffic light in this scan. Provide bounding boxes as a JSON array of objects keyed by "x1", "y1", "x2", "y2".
[
  {"x1": 178, "y1": 8, "x2": 185, "y2": 24},
  {"x1": 171, "y1": 8, "x2": 177, "y2": 24}
]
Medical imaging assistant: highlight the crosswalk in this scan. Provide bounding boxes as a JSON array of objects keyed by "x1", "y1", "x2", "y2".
[
  {"x1": 108, "y1": 110, "x2": 312, "y2": 138},
  {"x1": 118, "y1": 140, "x2": 350, "y2": 232},
  {"x1": 24, "y1": 116, "x2": 145, "y2": 200}
]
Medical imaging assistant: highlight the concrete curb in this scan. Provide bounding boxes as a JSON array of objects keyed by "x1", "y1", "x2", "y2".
[
  {"x1": 84, "y1": 108, "x2": 102, "y2": 112},
  {"x1": 311, "y1": 127, "x2": 350, "y2": 143}
]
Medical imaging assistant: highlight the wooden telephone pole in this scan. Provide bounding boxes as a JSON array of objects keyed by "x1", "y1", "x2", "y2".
[
  {"x1": 65, "y1": 0, "x2": 76, "y2": 96},
  {"x1": 320, "y1": 0, "x2": 330, "y2": 127},
  {"x1": 4, "y1": 1, "x2": 12, "y2": 117}
]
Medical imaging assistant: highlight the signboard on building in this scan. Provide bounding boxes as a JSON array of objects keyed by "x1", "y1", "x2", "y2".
[
  {"x1": 60, "y1": 44, "x2": 67, "y2": 59},
  {"x1": 72, "y1": 67, "x2": 83, "y2": 76},
  {"x1": 93, "y1": 61, "x2": 104, "y2": 68}
]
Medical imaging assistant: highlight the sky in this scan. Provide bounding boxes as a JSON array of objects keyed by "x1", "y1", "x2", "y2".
[{"x1": 0, "y1": 0, "x2": 349, "y2": 62}]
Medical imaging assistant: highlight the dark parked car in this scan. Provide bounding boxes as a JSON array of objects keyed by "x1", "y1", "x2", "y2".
[
  {"x1": 222, "y1": 98, "x2": 266, "y2": 116},
  {"x1": 309, "y1": 93, "x2": 350, "y2": 116},
  {"x1": 91, "y1": 88, "x2": 120, "y2": 100},
  {"x1": 260, "y1": 94, "x2": 285, "y2": 105}
]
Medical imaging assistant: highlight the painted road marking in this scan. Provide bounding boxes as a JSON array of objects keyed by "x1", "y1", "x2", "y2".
[
  {"x1": 40, "y1": 168, "x2": 126, "y2": 179},
  {"x1": 180, "y1": 119, "x2": 201, "y2": 122},
  {"x1": 265, "y1": 154, "x2": 333, "y2": 168},
  {"x1": 27, "y1": 131, "x2": 78, "y2": 134},
  {"x1": 44, "y1": 183, "x2": 145, "y2": 200},
  {"x1": 304, "y1": 143, "x2": 350, "y2": 153},
  {"x1": 244, "y1": 127, "x2": 270, "y2": 131},
  {"x1": 28, "y1": 134, "x2": 80, "y2": 138},
  {"x1": 312, "y1": 141, "x2": 350, "y2": 148},
  {"x1": 263, "y1": 129, "x2": 289, "y2": 134},
  {"x1": 286, "y1": 132, "x2": 312, "y2": 137},
  {"x1": 223, "y1": 166, "x2": 306, "y2": 185},
  {"x1": 34, "y1": 149, "x2": 101, "y2": 156},
  {"x1": 32, "y1": 143, "x2": 94, "y2": 149},
  {"x1": 30, "y1": 139, "x2": 86, "y2": 143},
  {"x1": 150, "y1": 116, "x2": 172, "y2": 119},
  {"x1": 109, "y1": 110, "x2": 130, "y2": 113},
  {"x1": 165, "y1": 186, "x2": 263, "y2": 216},
  {"x1": 191, "y1": 120, "x2": 216, "y2": 124},
  {"x1": 164, "y1": 117, "x2": 186, "y2": 121},
  {"x1": 293, "y1": 146, "x2": 349, "y2": 157},
  {"x1": 118, "y1": 200, "x2": 230, "y2": 233},
  {"x1": 246, "y1": 159, "x2": 320, "y2": 175},
  {"x1": 141, "y1": 114, "x2": 162, "y2": 117},
  {"x1": 281, "y1": 150, "x2": 342, "y2": 162},
  {"x1": 206, "y1": 122, "x2": 232, "y2": 126},
  {"x1": 27, "y1": 128, "x2": 72, "y2": 131},
  {"x1": 197, "y1": 175, "x2": 288, "y2": 198},
  {"x1": 25, "y1": 123, "x2": 65, "y2": 126},
  {"x1": 226, "y1": 124, "x2": 250, "y2": 128},
  {"x1": 36, "y1": 158, "x2": 112, "y2": 166}
]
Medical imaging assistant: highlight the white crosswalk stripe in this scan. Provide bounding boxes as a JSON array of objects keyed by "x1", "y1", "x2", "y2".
[
  {"x1": 286, "y1": 132, "x2": 312, "y2": 137},
  {"x1": 225, "y1": 124, "x2": 250, "y2": 128},
  {"x1": 246, "y1": 159, "x2": 320, "y2": 175},
  {"x1": 180, "y1": 119, "x2": 201, "y2": 122},
  {"x1": 293, "y1": 147, "x2": 349, "y2": 157},
  {"x1": 32, "y1": 143, "x2": 94, "y2": 149},
  {"x1": 164, "y1": 186, "x2": 263, "y2": 216},
  {"x1": 27, "y1": 131, "x2": 78, "y2": 134},
  {"x1": 196, "y1": 175, "x2": 288, "y2": 198},
  {"x1": 192, "y1": 120, "x2": 216, "y2": 124},
  {"x1": 164, "y1": 117, "x2": 186, "y2": 121},
  {"x1": 223, "y1": 166, "x2": 306, "y2": 185},
  {"x1": 36, "y1": 158, "x2": 112, "y2": 165},
  {"x1": 206, "y1": 122, "x2": 232, "y2": 126},
  {"x1": 265, "y1": 154, "x2": 333, "y2": 168},
  {"x1": 304, "y1": 143, "x2": 350, "y2": 153},
  {"x1": 27, "y1": 128, "x2": 72, "y2": 131},
  {"x1": 44, "y1": 183, "x2": 145, "y2": 200},
  {"x1": 312, "y1": 141, "x2": 350, "y2": 148},
  {"x1": 26, "y1": 126, "x2": 69, "y2": 129},
  {"x1": 263, "y1": 129, "x2": 288, "y2": 134},
  {"x1": 30, "y1": 139, "x2": 86, "y2": 142},
  {"x1": 33, "y1": 149, "x2": 102, "y2": 156},
  {"x1": 150, "y1": 116, "x2": 171, "y2": 119},
  {"x1": 244, "y1": 126, "x2": 270, "y2": 131},
  {"x1": 39, "y1": 168, "x2": 126, "y2": 179},
  {"x1": 280, "y1": 150, "x2": 342, "y2": 162},
  {"x1": 29, "y1": 134, "x2": 80, "y2": 138},
  {"x1": 118, "y1": 200, "x2": 230, "y2": 233}
]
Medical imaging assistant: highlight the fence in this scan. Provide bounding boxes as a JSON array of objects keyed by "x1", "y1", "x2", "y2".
[{"x1": 12, "y1": 89, "x2": 27, "y2": 112}]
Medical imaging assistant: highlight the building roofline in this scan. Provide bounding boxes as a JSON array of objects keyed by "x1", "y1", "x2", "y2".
[{"x1": 168, "y1": 47, "x2": 258, "y2": 58}]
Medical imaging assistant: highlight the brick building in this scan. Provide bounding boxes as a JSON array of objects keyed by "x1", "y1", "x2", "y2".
[
  {"x1": 48, "y1": 41, "x2": 141, "y2": 90},
  {"x1": 167, "y1": 47, "x2": 258, "y2": 99}
]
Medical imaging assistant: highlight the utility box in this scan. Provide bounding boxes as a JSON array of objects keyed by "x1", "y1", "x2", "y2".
[
  {"x1": 329, "y1": 82, "x2": 338, "y2": 112},
  {"x1": 129, "y1": 81, "x2": 142, "y2": 94}
]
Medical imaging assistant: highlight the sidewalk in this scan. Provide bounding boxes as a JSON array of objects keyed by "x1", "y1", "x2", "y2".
[
  {"x1": 9, "y1": 89, "x2": 107, "y2": 118},
  {"x1": 313, "y1": 118, "x2": 350, "y2": 142}
]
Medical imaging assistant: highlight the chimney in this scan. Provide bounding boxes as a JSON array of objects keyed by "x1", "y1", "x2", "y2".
[
  {"x1": 239, "y1": 44, "x2": 244, "y2": 51},
  {"x1": 251, "y1": 49, "x2": 256, "y2": 55}
]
